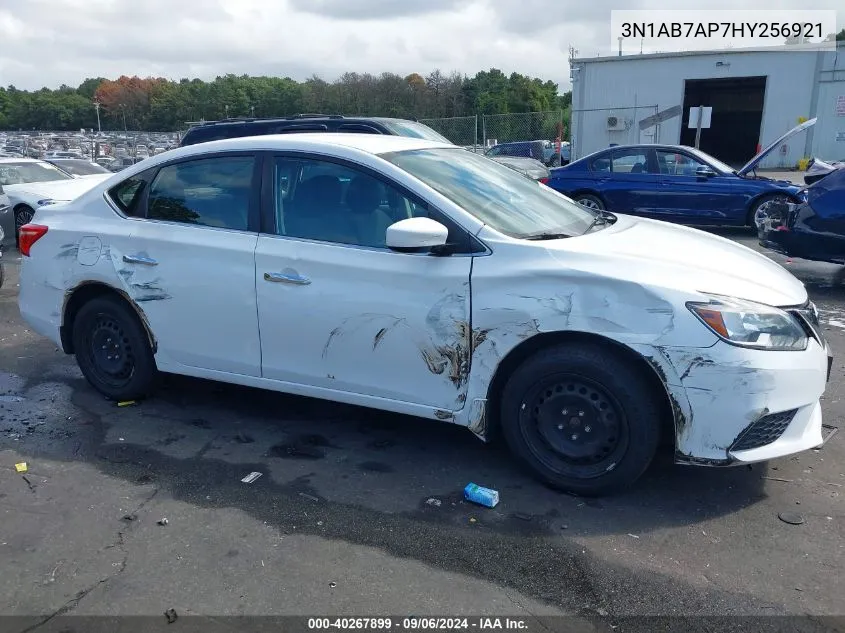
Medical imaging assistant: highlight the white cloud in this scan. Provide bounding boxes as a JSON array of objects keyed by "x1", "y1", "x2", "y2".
[{"x1": 0, "y1": 0, "x2": 842, "y2": 93}]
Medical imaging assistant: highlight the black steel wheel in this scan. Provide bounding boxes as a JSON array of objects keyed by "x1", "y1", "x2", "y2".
[
  {"x1": 72, "y1": 296, "x2": 157, "y2": 400},
  {"x1": 501, "y1": 343, "x2": 661, "y2": 495},
  {"x1": 519, "y1": 374, "x2": 629, "y2": 480}
]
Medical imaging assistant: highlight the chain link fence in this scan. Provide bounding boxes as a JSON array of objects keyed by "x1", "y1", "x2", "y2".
[
  {"x1": 421, "y1": 111, "x2": 567, "y2": 162},
  {"x1": 419, "y1": 115, "x2": 480, "y2": 151},
  {"x1": 570, "y1": 105, "x2": 658, "y2": 161}
]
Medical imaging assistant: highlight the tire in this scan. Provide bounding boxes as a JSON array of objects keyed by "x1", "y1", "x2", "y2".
[
  {"x1": 71, "y1": 296, "x2": 158, "y2": 401},
  {"x1": 15, "y1": 205, "x2": 34, "y2": 244},
  {"x1": 573, "y1": 193, "x2": 604, "y2": 211},
  {"x1": 500, "y1": 343, "x2": 661, "y2": 496},
  {"x1": 748, "y1": 194, "x2": 792, "y2": 231}
]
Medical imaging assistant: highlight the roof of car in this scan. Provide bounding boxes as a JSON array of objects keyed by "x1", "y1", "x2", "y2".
[
  {"x1": 0, "y1": 157, "x2": 41, "y2": 163},
  {"x1": 174, "y1": 133, "x2": 454, "y2": 159}
]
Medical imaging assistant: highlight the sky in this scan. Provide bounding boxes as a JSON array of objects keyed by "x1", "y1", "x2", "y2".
[{"x1": 0, "y1": 0, "x2": 843, "y2": 94}]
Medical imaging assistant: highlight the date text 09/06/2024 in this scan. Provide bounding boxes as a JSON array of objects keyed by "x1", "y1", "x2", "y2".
[{"x1": 307, "y1": 617, "x2": 529, "y2": 630}]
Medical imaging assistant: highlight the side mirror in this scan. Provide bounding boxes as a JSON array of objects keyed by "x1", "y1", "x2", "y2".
[
  {"x1": 386, "y1": 217, "x2": 449, "y2": 253},
  {"x1": 696, "y1": 165, "x2": 716, "y2": 178}
]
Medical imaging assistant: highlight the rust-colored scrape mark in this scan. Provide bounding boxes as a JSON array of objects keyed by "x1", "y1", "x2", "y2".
[
  {"x1": 420, "y1": 348, "x2": 448, "y2": 375},
  {"x1": 373, "y1": 327, "x2": 388, "y2": 350}
]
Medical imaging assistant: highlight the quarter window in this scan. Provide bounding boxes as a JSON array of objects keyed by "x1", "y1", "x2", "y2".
[
  {"x1": 107, "y1": 170, "x2": 153, "y2": 217},
  {"x1": 147, "y1": 156, "x2": 254, "y2": 230}
]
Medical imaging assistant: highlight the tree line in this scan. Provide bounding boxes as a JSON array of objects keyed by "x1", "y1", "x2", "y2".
[{"x1": 0, "y1": 69, "x2": 572, "y2": 133}]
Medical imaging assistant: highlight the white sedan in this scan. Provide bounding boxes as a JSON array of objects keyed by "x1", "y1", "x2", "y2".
[
  {"x1": 17, "y1": 134, "x2": 833, "y2": 495},
  {"x1": 0, "y1": 158, "x2": 110, "y2": 238}
]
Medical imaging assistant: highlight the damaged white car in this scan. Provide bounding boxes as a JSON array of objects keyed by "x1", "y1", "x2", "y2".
[{"x1": 17, "y1": 134, "x2": 835, "y2": 495}]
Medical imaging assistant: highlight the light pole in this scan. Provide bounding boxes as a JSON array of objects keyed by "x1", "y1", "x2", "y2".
[
  {"x1": 120, "y1": 104, "x2": 127, "y2": 133},
  {"x1": 93, "y1": 100, "x2": 102, "y2": 133}
]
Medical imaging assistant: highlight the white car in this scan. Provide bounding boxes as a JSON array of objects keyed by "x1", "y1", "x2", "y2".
[
  {"x1": 0, "y1": 157, "x2": 111, "y2": 238},
  {"x1": 16, "y1": 134, "x2": 834, "y2": 495}
]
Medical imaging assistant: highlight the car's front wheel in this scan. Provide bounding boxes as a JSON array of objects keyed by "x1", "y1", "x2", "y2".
[
  {"x1": 749, "y1": 194, "x2": 792, "y2": 232},
  {"x1": 500, "y1": 343, "x2": 661, "y2": 496},
  {"x1": 71, "y1": 296, "x2": 158, "y2": 401},
  {"x1": 573, "y1": 193, "x2": 605, "y2": 211}
]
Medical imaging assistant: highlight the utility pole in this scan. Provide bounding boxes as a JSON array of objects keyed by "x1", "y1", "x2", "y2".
[
  {"x1": 224, "y1": 104, "x2": 229, "y2": 119},
  {"x1": 93, "y1": 100, "x2": 102, "y2": 133},
  {"x1": 694, "y1": 105, "x2": 703, "y2": 149}
]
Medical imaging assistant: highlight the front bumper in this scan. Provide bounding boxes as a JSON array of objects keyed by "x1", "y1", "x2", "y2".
[{"x1": 638, "y1": 334, "x2": 831, "y2": 465}]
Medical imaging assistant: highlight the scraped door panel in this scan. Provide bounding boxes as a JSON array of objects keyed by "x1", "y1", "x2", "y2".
[{"x1": 255, "y1": 237, "x2": 472, "y2": 410}]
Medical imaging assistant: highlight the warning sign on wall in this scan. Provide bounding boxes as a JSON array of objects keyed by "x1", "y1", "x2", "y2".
[{"x1": 837, "y1": 95, "x2": 845, "y2": 116}]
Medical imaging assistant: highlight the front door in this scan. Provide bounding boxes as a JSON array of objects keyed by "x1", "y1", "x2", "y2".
[
  {"x1": 654, "y1": 150, "x2": 747, "y2": 224},
  {"x1": 120, "y1": 153, "x2": 262, "y2": 376},
  {"x1": 254, "y1": 155, "x2": 473, "y2": 411}
]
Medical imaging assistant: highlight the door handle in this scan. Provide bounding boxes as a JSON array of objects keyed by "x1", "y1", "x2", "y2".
[
  {"x1": 263, "y1": 271, "x2": 311, "y2": 285},
  {"x1": 122, "y1": 254, "x2": 158, "y2": 266}
]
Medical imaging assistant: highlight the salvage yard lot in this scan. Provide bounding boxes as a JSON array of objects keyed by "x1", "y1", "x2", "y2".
[{"x1": 0, "y1": 229, "x2": 843, "y2": 628}]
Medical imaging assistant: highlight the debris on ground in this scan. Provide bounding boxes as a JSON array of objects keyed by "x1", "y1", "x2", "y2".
[
  {"x1": 628, "y1": 533, "x2": 640, "y2": 539},
  {"x1": 469, "y1": 517, "x2": 477, "y2": 523},
  {"x1": 164, "y1": 608, "x2": 178, "y2": 624},
  {"x1": 298, "y1": 492, "x2": 319, "y2": 502},
  {"x1": 512, "y1": 512, "x2": 532, "y2": 521},
  {"x1": 425, "y1": 498, "x2": 442, "y2": 507},
  {"x1": 0, "y1": 395, "x2": 24, "y2": 403},
  {"x1": 240, "y1": 471, "x2": 262, "y2": 484},
  {"x1": 14, "y1": 462, "x2": 27, "y2": 473},
  {"x1": 157, "y1": 518, "x2": 169, "y2": 526},
  {"x1": 121, "y1": 514, "x2": 138, "y2": 523},
  {"x1": 778, "y1": 512, "x2": 804, "y2": 525},
  {"x1": 463, "y1": 483, "x2": 499, "y2": 508},
  {"x1": 763, "y1": 476, "x2": 793, "y2": 483},
  {"x1": 117, "y1": 400, "x2": 137, "y2": 407}
]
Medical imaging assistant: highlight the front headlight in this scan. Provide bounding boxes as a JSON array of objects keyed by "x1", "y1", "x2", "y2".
[{"x1": 687, "y1": 295, "x2": 808, "y2": 351}]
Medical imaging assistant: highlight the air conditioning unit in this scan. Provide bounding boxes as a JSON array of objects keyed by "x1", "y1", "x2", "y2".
[{"x1": 606, "y1": 116, "x2": 627, "y2": 131}]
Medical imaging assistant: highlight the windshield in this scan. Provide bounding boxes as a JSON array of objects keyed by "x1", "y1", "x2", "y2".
[
  {"x1": 0, "y1": 161, "x2": 73, "y2": 185},
  {"x1": 53, "y1": 160, "x2": 111, "y2": 175},
  {"x1": 381, "y1": 148, "x2": 596, "y2": 238},
  {"x1": 685, "y1": 147, "x2": 735, "y2": 174},
  {"x1": 379, "y1": 120, "x2": 452, "y2": 144}
]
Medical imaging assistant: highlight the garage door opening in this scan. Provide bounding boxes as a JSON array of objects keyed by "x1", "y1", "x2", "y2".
[{"x1": 680, "y1": 76, "x2": 766, "y2": 167}]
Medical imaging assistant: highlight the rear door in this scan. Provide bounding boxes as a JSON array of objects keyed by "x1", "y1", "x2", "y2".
[
  {"x1": 599, "y1": 147, "x2": 660, "y2": 215},
  {"x1": 117, "y1": 153, "x2": 262, "y2": 376}
]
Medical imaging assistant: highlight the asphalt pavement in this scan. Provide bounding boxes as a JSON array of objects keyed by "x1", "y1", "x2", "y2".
[{"x1": 0, "y1": 231, "x2": 843, "y2": 632}]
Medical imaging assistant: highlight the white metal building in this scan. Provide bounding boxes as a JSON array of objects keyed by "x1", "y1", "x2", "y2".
[{"x1": 569, "y1": 43, "x2": 845, "y2": 168}]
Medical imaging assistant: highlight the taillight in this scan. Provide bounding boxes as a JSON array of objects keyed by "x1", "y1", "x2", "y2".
[
  {"x1": 19, "y1": 224, "x2": 49, "y2": 257},
  {"x1": 539, "y1": 177, "x2": 549, "y2": 184}
]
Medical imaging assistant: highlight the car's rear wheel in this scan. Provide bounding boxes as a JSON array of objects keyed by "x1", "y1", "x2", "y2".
[
  {"x1": 71, "y1": 296, "x2": 158, "y2": 401},
  {"x1": 749, "y1": 194, "x2": 792, "y2": 231},
  {"x1": 573, "y1": 193, "x2": 605, "y2": 211},
  {"x1": 500, "y1": 343, "x2": 661, "y2": 496}
]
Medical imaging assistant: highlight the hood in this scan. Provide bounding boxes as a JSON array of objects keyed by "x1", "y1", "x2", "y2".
[
  {"x1": 545, "y1": 215, "x2": 806, "y2": 307},
  {"x1": 737, "y1": 118, "x2": 817, "y2": 177},
  {"x1": 3, "y1": 175, "x2": 108, "y2": 202}
]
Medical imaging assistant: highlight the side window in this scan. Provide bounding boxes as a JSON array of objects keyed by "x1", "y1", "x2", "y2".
[
  {"x1": 591, "y1": 155, "x2": 611, "y2": 172},
  {"x1": 610, "y1": 149, "x2": 649, "y2": 174},
  {"x1": 486, "y1": 146, "x2": 502, "y2": 157},
  {"x1": 271, "y1": 157, "x2": 429, "y2": 249},
  {"x1": 147, "y1": 156, "x2": 254, "y2": 230},
  {"x1": 107, "y1": 170, "x2": 153, "y2": 217},
  {"x1": 337, "y1": 124, "x2": 381, "y2": 134},
  {"x1": 656, "y1": 150, "x2": 706, "y2": 176}
]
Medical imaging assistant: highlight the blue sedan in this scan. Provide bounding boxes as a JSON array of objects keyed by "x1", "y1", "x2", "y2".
[{"x1": 547, "y1": 121, "x2": 815, "y2": 227}]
